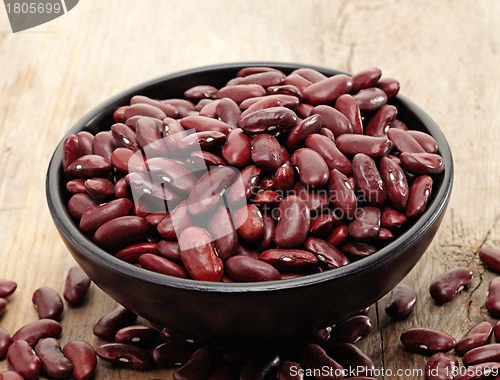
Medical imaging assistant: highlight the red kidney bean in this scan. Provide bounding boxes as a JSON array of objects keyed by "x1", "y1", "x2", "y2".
[
  {"x1": 227, "y1": 165, "x2": 261, "y2": 205},
  {"x1": 114, "y1": 242, "x2": 157, "y2": 263},
  {"x1": 380, "y1": 156, "x2": 409, "y2": 211},
  {"x1": 278, "y1": 361, "x2": 304, "y2": 380},
  {"x1": 328, "y1": 169, "x2": 357, "y2": 220},
  {"x1": 76, "y1": 131, "x2": 94, "y2": 155},
  {"x1": 406, "y1": 175, "x2": 433, "y2": 218},
  {"x1": 400, "y1": 328, "x2": 456, "y2": 354},
  {"x1": 180, "y1": 115, "x2": 232, "y2": 135},
  {"x1": 178, "y1": 130, "x2": 226, "y2": 152},
  {"x1": 225, "y1": 256, "x2": 281, "y2": 282},
  {"x1": 93, "y1": 216, "x2": 149, "y2": 252},
  {"x1": 384, "y1": 284, "x2": 417, "y2": 320},
  {"x1": 187, "y1": 166, "x2": 237, "y2": 216},
  {"x1": 217, "y1": 84, "x2": 266, "y2": 105},
  {"x1": 267, "y1": 84, "x2": 303, "y2": 99},
  {"x1": 12, "y1": 319, "x2": 62, "y2": 346},
  {"x1": 376, "y1": 77, "x2": 400, "y2": 98},
  {"x1": 115, "y1": 325, "x2": 160, "y2": 347},
  {"x1": 222, "y1": 128, "x2": 251, "y2": 167},
  {"x1": 327, "y1": 343, "x2": 375, "y2": 377},
  {"x1": 291, "y1": 148, "x2": 329, "y2": 187},
  {"x1": 258, "y1": 175, "x2": 275, "y2": 191},
  {"x1": 132, "y1": 96, "x2": 180, "y2": 118},
  {"x1": 162, "y1": 99, "x2": 196, "y2": 118},
  {"x1": 240, "y1": 106, "x2": 298, "y2": 134},
  {"x1": 233, "y1": 204, "x2": 264, "y2": 243},
  {"x1": 351, "y1": 67, "x2": 382, "y2": 92},
  {"x1": 256, "y1": 213, "x2": 275, "y2": 251},
  {"x1": 330, "y1": 315, "x2": 373, "y2": 344},
  {"x1": 341, "y1": 242, "x2": 377, "y2": 261},
  {"x1": 425, "y1": 352, "x2": 459, "y2": 380},
  {"x1": 93, "y1": 305, "x2": 137, "y2": 340},
  {"x1": 287, "y1": 114, "x2": 322, "y2": 150},
  {"x1": 34, "y1": 338, "x2": 73, "y2": 379},
  {"x1": 65, "y1": 154, "x2": 112, "y2": 178},
  {"x1": 32, "y1": 287, "x2": 63, "y2": 321},
  {"x1": 80, "y1": 198, "x2": 133, "y2": 235},
  {"x1": 336, "y1": 135, "x2": 394, "y2": 157},
  {"x1": 127, "y1": 171, "x2": 180, "y2": 206},
  {"x1": 348, "y1": 207, "x2": 381, "y2": 241},
  {"x1": 335, "y1": 94, "x2": 363, "y2": 135},
  {"x1": 184, "y1": 85, "x2": 218, "y2": 102},
  {"x1": 479, "y1": 247, "x2": 500, "y2": 273},
  {"x1": 111, "y1": 122, "x2": 139, "y2": 151},
  {"x1": 113, "y1": 105, "x2": 128, "y2": 122},
  {"x1": 139, "y1": 254, "x2": 188, "y2": 278},
  {"x1": 456, "y1": 322, "x2": 493, "y2": 356},
  {"x1": 304, "y1": 238, "x2": 349, "y2": 269},
  {"x1": 190, "y1": 151, "x2": 226, "y2": 168},
  {"x1": 236, "y1": 244, "x2": 260, "y2": 260},
  {"x1": 365, "y1": 104, "x2": 398, "y2": 137},
  {"x1": 208, "y1": 206, "x2": 238, "y2": 261},
  {"x1": 229, "y1": 70, "x2": 285, "y2": 88},
  {"x1": 83, "y1": 177, "x2": 114, "y2": 201},
  {"x1": 63, "y1": 266, "x2": 91, "y2": 306},
  {"x1": 92, "y1": 131, "x2": 118, "y2": 162},
  {"x1": 406, "y1": 130, "x2": 438, "y2": 153},
  {"x1": 300, "y1": 343, "x2": 344, "y2": 379},
  {"x1": 237, "y1": 66, "x2": 283, "y2": 78},
  {"x1": 62, "y1": 340, "x2": 97, "y2": 380},
  {"x1": 319, "y1": 127, "x2": 335, "y2": 140},
  {"x1": 302, "y1": 74, "x2": 353, "y2": 105},
  {"x1": 7, "y1": 340, "x2": 41, "y2": 380},
  {"x1": 125, "y1": 102, "x2": 168, "y2": 120},
  {"x1": 352, "y1": 87, "x2": 388, "y2": 111},
  {"x1": 463, "y1": 344, "x2": 500, "y2": 366},
  {"x1": 387, "y1": 128, "x2": 426, "y2": 153},
  {"x1": 309, "y1": 214, "x2": 335, "y2": 237},
  {"x1": 66, "y1": 178, "x2": 87, "y2": 194},
  {"x1": 215, "y1": 98, "x2": 241, "y2": 129},
  {"x1": 0, "y1": 371, "x2": 24, "y2": 380},
  {"x1": 0, "y1": 280, "x2": 17, "y2": 298},
  {"x1": 178, "y1": 227, "x2": 223, "y2": 282},
  {"x1": 96, "y1": 342, "x2": 153, "y2": 370},
  {"x1": 253, "y1": 190, "x2": 282, "y2": 207},
  {"x1": 161, "y1": 117, "x2": 184, "y2": 138},
  {"x1": 487, "y1": 277, "x2": 500, "y2": 318},
  {"x1": 62, "y1": 135, "x2": 82, "y2": 172},
  {"x1": 400, "y1": 152, "x2": 445, "y2": 175},
  {"x1": 310, "y1": 105, "x2": 353, "y2": 137},
  {"x1": 240, "y1": 95, "x2": 283, "y2": 117},
  {"x1": 429, "y1": 267, "x2": 474, "y2": 305},
  {"x1": 157, "y1": 202, "x2": 192, "y2": 240},
  {"x1": 259, "y1": 249, "x2": 318, "y2": 271},
  {"x1": 296, "y1": 103, "x2": 314, "y2": 118},
  {"x1": 153, "y1": 341, "x2": 198, "y2": 367},
  {"x1": 240, "y1": 351, "x2": 280, "y2": 380},
  {"x1": 0, "y1": 326, "x2": 12, "y2": 357},
  {"x1": 110, "y1": 147, "x2": 145, "y2": 173},
  {"x1": 352, "y1": 153, "x2": 386, "y2": 207},
  {"x1": 381, "y1": 207, "x2": 407, "y2": 228},
  {"x1": 158, "y1": 240, "x2": 181, "y2": 262},
  {"x1": 327, "y1": 225, "x2": 349, "y2": 247},
  {"x1": 173, "y1": 346, "x2": 218, "y2": 380},
  {"x1": 67, "y1": 193, "x2": 99, "y2": 220},
  {"x1": 305, "y1": 134, "x2": 352, "y2": 176},
  {"x1": 292, "y1": 68, "x2": 327, "y2": 83},
  {"x1": 251, "y1": 133, "x2": 282, "y2": 171},
  {"x1": 0, "y1": 298, "x2": 7, "y2": 315},
  {"x1": 274, "y1": 195, "x2": 310, "y2": 248}
]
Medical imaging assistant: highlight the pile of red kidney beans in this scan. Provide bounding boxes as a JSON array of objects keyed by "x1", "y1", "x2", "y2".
[{"x1": 61, "y1": 66, "x2": 445, "y2": 283}]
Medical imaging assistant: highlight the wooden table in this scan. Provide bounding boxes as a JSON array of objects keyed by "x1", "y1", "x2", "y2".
[{"x1": 1, "y1": 1, "x2": 500, "y2": 378}]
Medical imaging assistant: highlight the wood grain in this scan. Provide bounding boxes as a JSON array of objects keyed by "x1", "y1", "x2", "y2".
[{"x1": 1, "y1": 1, "x2": 500, "y2": 378}]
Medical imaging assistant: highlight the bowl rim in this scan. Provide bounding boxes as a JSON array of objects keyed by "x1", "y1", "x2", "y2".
[{"x1": 46, "y1": 61, "x2": 454, "y2": 293}]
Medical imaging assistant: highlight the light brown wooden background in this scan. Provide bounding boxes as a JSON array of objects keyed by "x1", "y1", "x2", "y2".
[{"x1": 1, "y1": 1, "x2": 500, "y2": 378}]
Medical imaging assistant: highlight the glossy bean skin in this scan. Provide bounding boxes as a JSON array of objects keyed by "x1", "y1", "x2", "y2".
[
  {"x1": 364, "y1": 105, "x2": 397, "y2": 137},
  {"x1": 287, "y1": 114, "x2": 322, "y2": 150},
  {"x1": 0, "y1": 371, "x2": 24, "y2": 380},
  {"x1": 158, "y1": 240, "x2": 181, "y2": 262},
  {"x1": 178, "y1": 130, "x2": 226, "y2": 152},
  {"x1": 274, "y1": 195, "x2": 310, "y2": 249},
  {"x1": 292, "y1": 68, "x2": 327, "y2": 83},
  {"x1": 305, "y1": 134, "x2": 352, "y2": 176},
  {"x1": 161, "y1": 117, "x2": 184, "y2": 138},
  {"x1": 240, "y1": 106, "x2": 298, "y2": 134},
  {"x1": 463, "y1": 344, "x2": 500, "y2": 366},
  {"x1": 336, "y1": 135, "x2": 394, "y2": 157},
  {"x1": 227, "y1": 165, "x2": 261, "y2": 205},
  {"x1": 278, "y1": 360, "x2": 304, "y2": 380},
  {"x1": 253, "y1": 190, "x2": 282, "y2": 207},
  {"x1": 379, "y1": 156, "x2": 409, "y2": 211},
  {"x1": 7, "y1": 340, "x2": 41, "y2": 380},
  {"x1": 65, "y1": 154, "x2": 112, "y2": 178},
  {"x1": 208, "y1": 206, "x2": 238, "y2": 261},
  {"x1": 0, "y1": 326, "x2": 12, "y2": 357},
  {"x1": 335, "y1": 94, "x2": 363, "y2": 134},
  {"x1": 456, "y1": 322, "x2": 493, "y2": 356},
  {"x1": 300, "y1": 343, "x2": 344, "y2": 380},
  {"x1": 407, "y1": 130, "x2": 438, "y2": 153},
  {"x1": 352, "y1": 153, "x2": 386, "y2": 207},
  {"x1": 328, "y1": 169, "x2": 357, "y2": 220},
  {"x1": 425, "y1": 353, "x2": 459, "y2": 380},
  {"x1": 190, "y1": 151, "x2": 226, "y2": 167},
  {"x1": 0, "y1": 280, "x2": 17, "y2": 298},
  {"x1": 352, "y1": 87, "x2": 388, "y2": 111},
  {"x1": 259, "y1": 249, "x2": 318, "y2": 272},
  {"x1": 12, "y1": 319, "x2": 62, "y2": 346},
  {"x1": 145, "y1": 157, "x2": 198, "y2": 195},
  {"x1": 239, "y1": 96, "x2": 282, "y2": 118},
  {"x1": 76, "y1": 131, "x2": 94, "y2": 155},
  {"x1": 84, "y1": 177, "x2": 114, "y2": 201},
  {"x1": 139, "y1": 254, "x2": 188, "y2": 278},
  {"x1": 173, "y1": 346, "x2": 219, "y2": 380},
  {"x1": 400, "y1": 328, "x2": 456, "y2": 354},
  {"x1": 34, "y1": 338, "x2": 73, "y2": 379},
  {"x1": 225, "y1": 256, "x2": 281, "y2": 282},
  {"x1": 79, "y1": 198, "x2": 133, "y2": 235},
  {"x1": 157, "y1": 201, "x2": 191, "y2": 241},
  {"x1": 309, "y1": 214, "x2": 335, "y2": 237},
  {"x1": 234, "y1": 204, "x2": 264, "y2": 243},
  {"x1": 400, "y1": 152, "x2": 445, "y2": 175},
  {"x1": 181, "y1": 115, "x2": 232, "y2": 135},
  {"x1": 63, "y1": 266, "x2": 91, "y2": 306},
  {"x1": 135, "y1": 117, "x2": 168, "y2": 156},
  {"x1": 256, "y1": 213, "x2": 275, "y2": 251},
  {"x1": 310, "y1": 105, "x2": 352, "y2": 137},
  {"x1": 291, "y1": 148, "x2": 329, "y2": 188},
  {"x1": 115, "y1": 326, "x2": 160, "y2": 347},
  {"x1": 222, "y1": 128, "x2": 251, "y2": 167},
  {"x1": 384, "y1": 284, "x2": 417, "y2": 320},
  {"x1": 304, "y1": 238, "x2": 349, "y2": 269},
  {"x1": 93, "y1": 216, "x2": 150, "y2": 252},
  {"x1": 111, "y1": 122, "x2": 139, "y2": 151},
  {"x1": 179, "y1": 227, "x2": 223, "y2": 282},
  {"x1": 215, "y1": 98, "x2": 241, "y2": 129},
  {"x1": 377, "y1": 77, "x2": 400, "y2": 98},
  {"x1": 486, "y1": 277, "x2": 500, "y2": 318},
  {"x1": 184, "y1": 85, "x2": 218, "y2": 102},
  {"x1": 62, "y1": 135, "x2": 82, "y2": 172},
  {"x1": 110, "y1": 147, "x2": 145, "y2": 173},
  {"x1": 327, "y1": 225, "x2": 349, "y2": 247},
  {"x1": 327, "y1": 343, "x2": 375, "y2": 377},
  {"x1": 92, "y1": 131, "x2": 118, "y2": 162},
  {"x1": 125, "y1": 103, "x2": 167, "y2": 121},
  {"x1": 93, "y1": 305, "x2": 137, "y2": 340},
  {"x1": 217, "y1": 84, "x2": 266, "y2": 105},
  {"x1": 96, "y1": 343, "x2": 153, "y2": 370},
  {"x1": 114, "y1": 242, "x2": 160, "y2": 263},
  {"x1": 153, "y1": 341, "x2": 198, "y2": 367},
  {"x1": 162, "y1": 99, "x2": 196, "y2": 118},
  {"x1": 237, "y1": 66, "x2": 283, "y2": 78},
  {"x1": 406, "y1": 175, "x2": 433, "y2": 218},
  {"x1": 67, "y1": 193, "x2": 99, "y2": 220},
  {"x1": 381, "y1": 207, "x2": 407, "y2": 228},
  {"x1": 387, "y1": 128, "x2": 426, "y2": 153},
  {"x1": 341, "y1": 242, "x2": 377, "y2": 261},
  {"x1": 302, "y1": 74, "x2": 353, "y2": 105},
  {"x1": 330, "y1": 315, "x2": 373, "y2": 344},
  {"x1": 32, "y1": 287, "x2": 63, "y2": 320},
  {"x1": 240, "y1": 351, "x2": 280, "y2": 380},
  {"x1": 62, "y1": 340, "x2": 97, "y2": 380},
  {"x1": 479, "y1": 247, "x2": 500, "y2": 273},
  {"x1": 351, "y1": 67, "x2": 381, "y2": 91},
  {"x1": 349, "y1": 207, "x2": 381, "y2": 241},
  {"x1": 429, "y1": 267, "x2": 474, "y2": 305},
  {"x1": 66, "y1": 178, "x2": 87, "y2": 194},
  {"x1": 251, "y1": 133, "x2": 283, "y2": 171}
]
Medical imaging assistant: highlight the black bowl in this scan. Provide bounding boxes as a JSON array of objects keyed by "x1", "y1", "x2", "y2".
[{"x1": 46, "y1": 62, "x2": 453, "y2": 339}]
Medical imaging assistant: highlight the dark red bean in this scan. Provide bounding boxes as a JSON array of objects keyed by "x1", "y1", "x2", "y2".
[
  {"x1": 336, "y1": 135, "x2": 394, "y2": 157},
  {"x1": 162, "y1": 99, "x2": 196, "y2": 118},
  {"x1": 407, "y1": 130, "x2": 438, "y2": 153},
  {"x1": 240, "y1": 351, "x2": 280, "y2": 380},
  {"x1": 237, "y1": 66, "x2": 282, "y2": 78},
  {"x1": 181, "y1": 115, "x2": 232, "y2": 135},
  {"x1": 495, "y1": 321, "x2": 500, "y2": 341},
  {"x1": 158, "y1": 240, "x2": 181, "y2": 262},
  {"x1": 208, "y1": 206, "x2": 238, "y2": 261},
  {"x1": 125, "y1": 103, "x2": 167, "y2": 120},
  {"x1": 222, "y1": 128, "x2": 251, "y2": 167},
  {"x1": 130, "y1": 96, "x2": 180, "y2": 118},
  {"x1": 376, "y1": 77, "x2": 400, "y2": 98},
  {"x1": 253, "y1": 190, "x2": 282, "y2": 207},
  {"x1": 274, "y1": 195, "x2": 310, "y2": 249},
  {"x1": 7, "y1": 340, "x2": 41, "y2": 380},
  {"x1": 400, "y1": 328, "x2": 456, "y2": 354},
  {"x1": 139, "y1": 254, "x2": 188, "y2": 278},
  {"x1": 341, "y1": 242, "x2": 377, "y2": 261},
  {"x1": 348, "y1": 207, "x2": 381, "y2": 241},
  {"x1": 259, "y1": 249, "x2": 318, "y2": 271},
  {"x1": 114, "y1": 242, "x2": 160, "y2": 263},
  {"x1": 184, "y1": 85, "x2": 218, "y2": 102},
  {"x1": 79, "y1": 198, "x2": 133, "y2": 235},
  {"x1": 115, "y1": 326, "x2": 160, "y2": 347},
  {"x1": 400, "y1": 152, "x2": 445, "y2": 175},
  {"x1": 429, "y1": 267, "x2": 474, "y2": 305},
  {"x1": 456, "y1": 322, "x2": 493, "y2": 356},
  {"x1": 384, "y1": 284, "x2": 417, "y2": 320},
  {"x1": 83, "y1": 177, "x2": 114, "y2": 201},
  {"x1": 65, "y1": 154, "x2": 112, "y2": 178},
  {"x1": 63, "y1": 266, "x2": 91, "y2": 306},
  {"x1": 487, "y1": 277, "x2": 500, "y2": 318},
  {"x1": 126, "y1": 171, "x2": 180, "y2": 206},
  {"x1": 330, "y1": 315, "x2": 373, "y2": 344},
  {"x1": 110, "y1": 147, "x2": 145, "y2": 173},
  {"x1": 67, "y1": 193, "x2": 99, "y2": 220},
  {"x1": 327, "y1": 225, "x2": 349, "y2": 247},
  {"x1": 157, "y1": 201, "x2": 191, "y2": 241},
  {"x1": 93, "y1": 305, "x2": 137, "y2": 340},
  {"x1": 218, "y1": 84, "x2": 266, "y2": 105},
  {"x1": 12, "y1": 319, "x2": 62, "y2": 346},
  {"x1": 0, "y1": 371, "x2": 24, "y2": 380},
  {"x1": 302, "y1": 74, "x2": 353, "y2": 105},
  {"x1": 304, "y1": 238, "x2": 349, "y2": 269},
  {"x1": 62, "y1": 135, "x2": 82, "y2": 172},
  {"x1": 215, "y1": 98, "x2": 241, "y2": 129},
  {"x1": 287, "y1": 114, "x2": 322, "y2": 150},
  {"x1": 173, "y1": 346, "x2": 218, "y2": 380},
  {"x1": 96, "y1": 343, "x2": 153, "y2": 370},
  {"x1": 387, "y1": 128, "x2": 426, "y2": 153},
  {"x1": 93, "y1": 216, "x2": 149, "y2": 252},
  {"x1": 309, "y1": 214, "x2": 335, "y2": 237},
  {"x1": 291, "y1": 148, "x2": 329, "y2": 187},
  {"x1": 365, "y1": 104, "x2": 398, "y2": 137},
  {"x1": 66, "y1": 178, "x2": 87, "y2": 194},
  {"x1": 292, "y1": 68, "x2": 327, "y2": 83},
  {"x1": 225, "y1": 256, "x2": 281, "y2": 282},
  {"x1": 335, "y1": 94, "x2": 363, "y2": 134},
  {"x1": 240, "y1": 106, "x2": 298, "y2": 134},
  {"x1": 62, "y1": 340, "x2": 97, "y2": 380},
  {"x1": 352, "y1": 153, "x2": 386, "y2": 207},
  {"x1": 92, "y1": 131, "x2": 118, "y2": 162},
  {"x1": 240, "y1": 95, "x2": 282, "y2": 118},
  {"x1": 111, "y1": 122, "x2": 139, "y2": 151},
  {"x1": 376, "y1": 227, "x2": 394, "y2": 242},
  {"x1": 381, "y1": 207, "x2": 407, "y2": 228},
  {"x1": 463, "y1": 344, "x2": 500, "y2": 366},
  {"x1": 425, "y1": 352, "x2": 459, "y2": 380},
  {"x1": 234, "y1": 204, "x2": 264, "y2": 243},
  {"x1": 327, "y1": 343, "x2": 375, "y2": 377},
  {"x1": 267, "y1": 84, "x2": 303, "y2": 99},
  {"x1": 32, "y1": 287, "x2": 63, "y2": 320},
  {"x1": 153, "y1": 341, "x2": 197, "y2": 368},
  {"x1": 34, "y1": 338, "x2": 73, "y2": 379},
  {"x1": 179, "y1": 227, "x2": 223, "y2": 282},
  {"x1": 352, "y1": 67, "x2": 382, "y2": 92},
  {"x1": 352, "y1": 87, "x2": 388, "y2": 111},
  {"x1": 161, "y1": 117, "x2": 184, "y2": 138},
  {"x1": 310, "y1": 105, "x2": 352, "y2": 137},
  {"x1": 113, "y1": 105, "x2": 128, "y2": 123},
  {"x1": 76, "y1": 131, "x2": 94, "y2": 155},
  {"x1": 0, "y1": 280, "x2": 17, "y2": 298},
  {"x1": 296, "y1": 103, "x2": 314, "y2": 118},
  {"x1": 328, "y1": 169, "x2": 357, "y2": 220},
  {"x1": 278, "y1": 360, "x2": 304, "y2": 380},
  {"x1": 406, "y1": 175, "x2": 433, "y2": 218},
  {"x1": 300, "y1": 343, "x2": 344, "y2": 380},
  {"x1": 178, "y1": 130, "x2": 226, "y2": 151},
  {"x1": 251, "y1": 133, "x2": 282, "y2": 171},
  {"x1": 256, "y1": 213, "x2": 275, "y2": 251},
  {"x1": 229, "y1": 70, "x2": 285, "y2": 88},
  {"x1": 227, "y1": 165, "x2": 261, "y2": 205},
  {"x1": 305, "y1": 134, "x2": 352, "y2": 176},
  {"x1": 0, "y1": 326, "x2": 12, "y2": 357},
  {"x1": 479, "y1": 247, "x2": 500, "y2": 273},
  {"x1": 380, "y1": 156, "x2": 409, "y2": 211}
]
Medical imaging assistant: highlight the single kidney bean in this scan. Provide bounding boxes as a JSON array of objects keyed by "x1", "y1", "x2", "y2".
[
  {"x1": 349, "y1": 207, "x2": 381, "y2": 241},
  {"x1": 300, "y1": 343, "x2": 344, "y2": 380},
  {"x1": 309, "y1": 214, "x2": 335, "y2": 237},
  {"x1": 328, "y1": 169, "x2": 357, "y2": 220},
  {"x1": 259, "y1": 249, "x2": 318, "y2": 271},
  {"x1": 178, "y1": 130, "x2": 227, "y2": 152},
  {"x1": 0, "y1": 326, "x2": 12, "y2": 357},
  {"x1": 240, "y1": 106, "x2": 298, "y2": 134},
  {"x1": 153, "y1": 341, "x2": 198, "y2": 367},
  {"x1": 76, "y1": 131, "x2": 94, "y2": 155},
  {"x1": 65, "y1": 154, "x2": 112, "y2": 178},
  {"x1": 83, "y1": 177, "x2": 114, "y2": 201},
  {"x1": 352, "y1": 87, "x2": 388, "y2": 111},
  {"x1": 173, "y1": 346, "x2": 219, "y2": 380},
  {"x1": 292, "y1": 68, "x2": 327, "y2": 83},
  {"x1": 93, "y1": 305, "x2": 137, "y2": 340},
  {"x1": 158, "y1": 240, "x2": 181, "y2": 262},
  {"x1": 291, "y1": 148, "x2": 329, "y2": 187},
  {"x1": 335, "y1": 94, "x2": 363, "y2": 134},
  {"x1": 96, "y1": 343, "x2": 153, "y2": 370},
  {"x1": 0, "y1": 371, "x2": 24, "y2": 380},
  {"x1": 287, "y1": 114, "x2": 322, "y2": 150},
  {"x1": 222, "y1": 128, "x2": 251, "y2": 167},
  {"x1": 161, "y1": 117, "x2": 184, "y2": 138},
  {"x1": 327, "y1": 225, "x2": 349, "y2": 247},
  {"x1": 479, "y1": 247, "x2": 500, "y2": 273},
  {"x1": 180, "y1": 115, "x2": 232, "y2": 135},
  {"x1": 227, "y1": 165, "x2": 261, "y2": 205},
  {"x1": 352, "y1": 153, "x2": 386, "y2": 207},
  {"x1": 305, "y1": 134, "x2": 352, "y2": 176},
  {"x1": 63, "y1": 266, "x2": 91, "y2": 306},
  {"x1": 456, "y1": 322, "x2": 493, "y2": 356},
  {"x1": 310, "y1": 105, "x2": 352, "y2": 137},
  {"x1": 135, "y1": 117, "x2": 164, "y2": 150},
  {"x1": 304, "y1": 238, "x2": 349, "y2": 269},
  {"x1": 406, "y1": 175, "x2": 433, "y2": 218},
  {"x1": 199, "y1": 99, "x2": 219, "y2": 117},
  {"x1": 406, "y1": 130, "x2": 438, "y2": 153},
  {"x1": 111, "y1": 122, "x2": 139, "y2": 151},
  {"x1": 225, "y1": 256, "x2": 281, "y2": 282},
  {"x1": 62, "y1": 340, "x2": 96, "y2": 380},
  {"x1": 352, "y1": 67, "x2": 382, "y2": 92},
  {"x1": 113, "y1": 105, "x2": 128, "y2": 122},
  {"x1": 274, "y1": 195, "x2": 310, "y2": 249},
  {"x1": 110, "y1": 147, "x2": 146, "y2": 173},
  {"x1": 92, "y1": 131, "x2": 118, "y2": 162},
  {"x1": 381, "y1": 207, "x2": 407, "y2": 228},
  {"x1": 336, "y1": 134, "x2": 395, "y2": 157},
  {"x1": 7, "y1": 340, "x2": 41, "y2": 380},
  {"x1": 302, "y1": 74, "x2": 353, "y2": 105},
  {"x1": 217, "y1": 83, "x2": 266, "y2": 105},
  {"x1": 125, "y1": 102, "x2": 167, "y2": 120},
  {"x1": 253, "y1": 190, "x2": 282, "y2": 207},
  {"x1": 240, "y1": 95, "x2": 283, "y2": 118},
  {"x1": 384, "y1": 284, "x2": 417, "y2": 319},
  {"x1": 256, "y1": 213, "x2": 275, "y2": 251},
  {"x1": 157, "y1": 201, "x2": 191, "y2": 241},
  {"x1": 115, "y1": 325, "x2": 160, "y2": 347},
  {"x1": 296, "y1": 103, "x2": 314, "y2": 118},
  {"x1": 184, "y1": 85, "x2": 218, "y2": 102},
  {"x1": 215, "y1": 98, "x2": 240, "y2": 129},
  {"x1": 327, "y1": 343, "x2": 375, "y2": 377},
  {"x1": 32, "y1": 287, "x2": 63, "y2": 320},
  {"x1": 294, "y1": 182, "x2": 330, "y2": 214},
  {"x1": 0, "y1": 298, "x2": 7, "y2": 315},
  {"x1": 115, "y1": 242, "x2": 160, "y2": 263},
  {"x1": 237, "y1": 66, "x2": 283, "y2": 77},
  {"x1": 62, "y1": 135, "x2": 82, "y2": 173},
  {"x1": 0, "y1": 280, "x2": 17, "y2": 298},
  {"x1": 67, "y1": 193, "x2": 99, "y2": 220},
  {"x1": 162, "y1": 98, "x2": 196, "y2": 118},
  {"x1": 365, "y1": 104, "x2": 398, "y2": 137},
  {"x1": 463, "y1": 344, "x2": 500, "y2": 366},
  {"x1": 208, "y1": 206, "x2": 238, "y2": 261},
  {"x1": 131, "y1": 96, "x2": 180, "y2": 118},
  {"x1": 93, "y1": 216, "x2": 149, "y2": 252},
  {"x1": 139, "y1": 254, "x2": 188, "y2": 278},
  {"x1": 79, "y1": 198, "x2": 133, "y2": 235},
  {"x1": 400, "y1": 152, "x2": 445, "y2": 175},
  {"x1": 251, "y1": 133, "x2": 283, "y2": 171},
  {"x1": 190, "y1": 151, "x2": 226, "y2": 168},
  {"x1": 387, "y1": 128, "x2": 426, "y2": 153},
  {"x1": 12, "y1": 319, "x2": 62, "y2": 346},
  {"x1": 240, "y1": 351, "x2": 280, "y2": 380},
  {"x1": 127, "y1": 171, "x2": 180, "y2": 206},
  {"x1": 380, "y1": 156, "x2": 409, "y2": 211},
  {"x1": 400, "y1": 328, "x2": 456, "y2": 354},
  {"x1": 330, "y1": 315, "x2": 373, "y2": 344},
  {"x1": 66, "y1": 178, "x2": 87, "y2": 194},
  {"x1": 229, "y1": 70, "x2": 285, "y2": 88},
  {"x1": 267, "y1": 84, "x2": 303, "y2": 99},
  {"x1": 341, "y1": 242, "x2": 377, "y2": 261},
  {"x1": 487, "y1": 277, "x2": 500, "y2": 318},
  {"x1": 425, "y1": 352, "x2": 459, "y2": 380},
  {"x1": 376, "y1": 77, "x2": 400, "y2": 98},
  {"x1": 34, "y1": 338, "x2": 73, "y2": 379},
  {"x1": 429, "y1": 267, "x2": 474, "y2": 304},
  {"x1": 234, "y1": 204, "x2": 264, "y2": 243},
  {"x1": 178, "y1": 227, "x2": 223, "y2": 282}
]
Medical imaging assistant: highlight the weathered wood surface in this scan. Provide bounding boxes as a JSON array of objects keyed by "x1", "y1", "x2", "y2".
[{"x1": 1, "y1": 1, "x2": 500, "y2": 378}]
